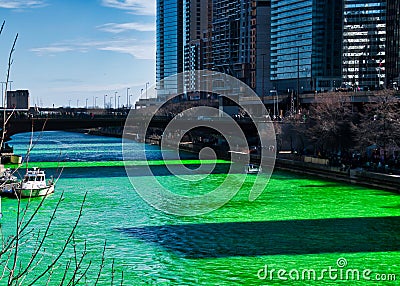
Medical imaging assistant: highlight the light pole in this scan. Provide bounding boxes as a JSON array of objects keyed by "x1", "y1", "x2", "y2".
[
  {"x1": 0, "y1": 82, "x2": 5, "y2": 108},
  {"x1": 77, "y1": 99, "x2": 79, "y2": 108},
  {"x1": 261, "y1": 53, "x2": 266, "y2": 105},
  {"x1": 1, "y1": 81, "x2": 13, "y2": 108},
  {"x1": 297, "y1": 47, "x2": 300, "y2": 105},
  {"x1": 68, "y1": 99, "x2": 72, "y2": 107},
  {"x1": 0, "y1": 82, "x2": 4, "y2": 108},
  {"x1": 129, "y1": 94, "x2": 133, "y2": 108},
  {"x1": 104, "y1": 94, "x2": 107, "y2": 109},
  {"x1": 114, "y1": 91, "x2": 118, "y2": 109},
  {"x1": 110, "y1": 97, "x2": 113, "y2": 109},
  {"x1": 118, "y1": 96, "x2": 120, "y2": 109},
  {"x1": 126, "y1": 87, "x2": 130, "y2": 109},
  {"x1": 145, "y1": 82, "x2": 150, "y2": 100},
  {"x1": 95, "y1": 97, "x2": 98, "y2": 108},
  {"x1": 296, "y1": 47, "x2": 300, "y2": 113},
  {"x1": 85, "y1": 98, "x2": 88, "y2": 109}
]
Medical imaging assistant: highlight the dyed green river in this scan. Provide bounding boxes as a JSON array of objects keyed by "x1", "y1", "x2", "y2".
[{"x1": 1, "y1": 131, "x2": 399, "y2": 285}]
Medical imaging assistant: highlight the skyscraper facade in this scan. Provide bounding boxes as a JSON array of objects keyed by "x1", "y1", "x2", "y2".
[
  {"x1": 208, "y1": 0, "x2": 272, "y2": 96},
  {"x1": 270, "y1": 0, "x2": 343, "y2": 93},
  {"x1": 386, "y1": 0, "x2": 400, "y2": 88},
  {"x1": 342, "y1": 0, "x2": 386, "y2": 90},
  {"x1": 184, "y1": 0, "x2": 212, "y2": 94},
  {"x1": 156, "y1": 0, "x2": 184, "y2": 96}
]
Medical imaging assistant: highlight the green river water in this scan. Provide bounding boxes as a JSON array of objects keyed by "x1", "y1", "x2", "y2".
[{"x1": 0, "y1": 131, "x2": 399, "y2": 285}]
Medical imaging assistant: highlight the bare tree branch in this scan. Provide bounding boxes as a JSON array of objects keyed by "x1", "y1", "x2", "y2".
[
  {"x1": 0, "y1": 20, "x2": 5, "y2": 36},
  {"x1": 1, "y1": 33, "x2": 18, "y2": 149},
  {"x1": 27, "y1": 192, "x2": 87, "y2": 286}
]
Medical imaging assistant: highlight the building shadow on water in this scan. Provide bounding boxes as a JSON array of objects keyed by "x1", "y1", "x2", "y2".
[
  {"x1": 117, "y1": 216, "x2": 400, "y2": 258},
  {"x1": 46, "y1": 163, "x2": 232, "y2": 179}
]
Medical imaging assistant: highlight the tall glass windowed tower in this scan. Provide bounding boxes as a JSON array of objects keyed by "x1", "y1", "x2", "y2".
[
  {"x1": 342, "y1": 0, "x2": 387, "y2": 90},
  {"x1": 270, "y1": 0, "x2": 343, "y2": 93},
  {"x1": 156, "y1": 0, "x2": 184, "y2": 98}
]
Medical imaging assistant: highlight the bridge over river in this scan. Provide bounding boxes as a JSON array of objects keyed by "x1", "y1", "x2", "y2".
[
  {"x1": 0, "y1": 109, "x2": 127, "y2": 140},
  {"x1": 1, "y1": 114, "x2": 266, "y2": 140},
  {"x1": 2, "y1": 90, "x2": 394, "y2": 140}
]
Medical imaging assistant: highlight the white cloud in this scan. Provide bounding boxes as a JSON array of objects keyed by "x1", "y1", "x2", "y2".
[
  {"x1": 0, "y1": 0, "x2": 47, "y2": 9},
  {"x1": 101, "y1": 0, "x2": 155, "y2": 16},
  {"x1": 30, "y1": 38, "x2": 155, "y2": 60},
  {"x1": 98, "y1": 42, "x2": 155, "y2": 60},
  {"x1": 49, "y1": 82, "x2": 141, "y2": 93},
  {"x1": 97, "y1": 22, "x2": 155, "y2": 33},
  {"x1": 30, "y1": 46, "x2": 76, "y2": 54}
]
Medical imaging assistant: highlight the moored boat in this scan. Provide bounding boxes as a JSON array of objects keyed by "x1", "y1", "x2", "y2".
[
  {"x1": 0, "y1": 167, "x2": 19, "y2": 197},
  {"x1": 0, "y1": 168, "x2": 18, "y2": 184},
  {"x1": 15, "y1": 168, "x2": 55, "y2": 198},
  {"x1": 245, "y1": 163, "x2": 262, "y2": 174}
]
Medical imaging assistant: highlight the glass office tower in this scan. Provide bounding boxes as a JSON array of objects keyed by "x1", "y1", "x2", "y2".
[
  {"x1": 342, "y1": 0, "x2": 387, "y2": 90},
  {"x1": 156, "y1": 0, "x2": 184, "y2": 97},
  {"x1": 270, "y1": 0, "x2": 343, "y2": 93}
]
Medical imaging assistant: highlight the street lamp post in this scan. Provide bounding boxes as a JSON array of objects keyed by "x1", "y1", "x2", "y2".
[
  {"x1": 114, "y1": 92, "x2": 118, "y2": 109},
  {"x1": 110, "y1": 97, "x2": 113, "y2": 109},
  {"x1": 77, "y1": 99, "x2": 79, "y2": 108},
  {"x1": 0, "y1": 82, "x2": 6, "y2": 108},
  {"x1": 104, "y1": 94, "x2": 107, "y2": 109},
  {"x1": 126, "y1": 87, "x2": 130, "y2": 109},
  {"x1": 261, "y1": 53, "x2": 266, "y2": 107},
  {"x1": 0, "y1": 82, "x2": 5, "y2": 108},
  {"x1": 95, "y1": 97, "x2": 98, "y2": 108},
  {"x1": 129, "y1": 94, "x2": 133, "y2": 108},
  {"x1": 68, "y1": 99, "x2": 72, "y2": 107},
  {"x1": 297, "y1": 47, "x2": 300, "y2": 113},
  {"x1": 145, "y1": 82, "x2": 150, "y2": 100},
  {"x1": 1, "y1": 80, "x2": 13, "y2": 108},
  {"x1": 86, "y1": 98, "x2": 88, "y2": 109},
  {"x1": 118, "y1": 96, "x2": 120, "y2": 109}
]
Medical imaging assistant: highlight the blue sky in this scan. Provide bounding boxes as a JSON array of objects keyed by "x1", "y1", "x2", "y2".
[{"x1": 0, "y1": 0, "x2": 156, "y2": 108}]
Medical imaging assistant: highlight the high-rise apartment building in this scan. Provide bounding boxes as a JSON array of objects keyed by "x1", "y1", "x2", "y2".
[
  {"x1": 270, "y1": 0, "x2": 343, "y2": 93},
  {"x1": 184, "y1": 0, "x2": 212, "y2": 94},
  {"x1": 207, "y1": 0, "x2": 272, "y2": 96},
  {"x1": 342, "y1": 0, "x2": 386, "y2": 90}
]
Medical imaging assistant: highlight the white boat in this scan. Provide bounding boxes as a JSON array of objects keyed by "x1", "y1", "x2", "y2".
[
  {"x1": 245, "y1": 164, "x2": 262, "y2": 174},
  {"x1": 15, "y1": 168, "x2": 55, "y2": 198},
  {"x1": 0, "y1": 168, "x2": 19, "y2": 197},
  {"x1": 0, "y1": 168, "x2": 18, "y2": 184}
]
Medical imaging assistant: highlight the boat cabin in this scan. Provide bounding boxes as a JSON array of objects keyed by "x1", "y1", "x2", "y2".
[{"x1": 22, "y1": 168, "x2": 47, "y2": 188}]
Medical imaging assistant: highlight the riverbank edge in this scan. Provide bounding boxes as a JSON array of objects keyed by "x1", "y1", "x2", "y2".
[
  {"x1": 275, "y1": 158, "x2": 400, "y2": 193},
  {"x1": 166, "y1": 139, "x2": 400, "y2": 192},
  {"x1": 74, "y1": 129, "x2": 399, "y2": 193}
]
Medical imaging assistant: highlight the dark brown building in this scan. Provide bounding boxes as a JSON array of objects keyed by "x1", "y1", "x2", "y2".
[{"x1": 7, "y1": 90, "x2": 29, "y2": 109}]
